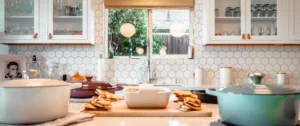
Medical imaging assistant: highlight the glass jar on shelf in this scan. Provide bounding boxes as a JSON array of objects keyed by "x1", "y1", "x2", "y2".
[
  {"x1": 225, "y1": 7, "x2": 233, "y2": 17},
  {"x1": 215, "y1": 8, "x2": 219, "y2": 17},
  {"x1": 270, "y1": 4, "x2": 277, "y2": 10},
  {"x1": 55, "y1": 0, "x2": 65, "y2": 16},
  {"x1": 233, "y1": 7, "x2": 241, "y2": 17},
  {"x1": 64, "y1": 6, "x2": 71, "y2": 16},
  {"x1": 266, "y1": 11, "x2": 275, "y2": 17},
  {"x1": 78, "y1": 3, "x2": 83, "y2": 16},
  {"x1": 254, "y1": 4, "x2": 263, "y2": 10},
  {"x1": 259, "y1": 10, "x2": 267, "y2": 17},
  {"x1": 251, "y1": 5, "x2": 256, "y2": 12},
  {"x1": 253, "y1": 9, "x2": 261, "y2": 17},
  {"x1": 262, "y1": 4, "x2": 270, "y2": 11},
  {"x1": 70, "y1": 5, "x2": 79, "y2": 16}
]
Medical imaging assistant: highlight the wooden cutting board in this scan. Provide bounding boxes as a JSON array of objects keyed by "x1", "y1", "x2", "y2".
[{"x1": 82, "y1": 100, "x2": 212, "y2": 117}]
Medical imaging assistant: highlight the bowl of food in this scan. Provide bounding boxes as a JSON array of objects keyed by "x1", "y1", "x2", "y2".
[{"x1": 124, "y1": 84, "x2": 171, "y2": 109}]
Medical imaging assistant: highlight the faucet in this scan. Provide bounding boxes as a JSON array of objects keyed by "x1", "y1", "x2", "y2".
[
  {"x1": 147, "y1": 57, "x2": 157, "y2": 84},
  {"x1": 146, "y1": 37, "x2": 156, "y2": 84},
  {"x1": 132, "y1": 35, "x2": 156, "y2": 84}
]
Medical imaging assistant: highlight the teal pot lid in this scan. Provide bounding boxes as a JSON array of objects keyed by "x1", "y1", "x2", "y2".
[{"x1": 217, "y1": 84, "x2": 300, "y2": 95}]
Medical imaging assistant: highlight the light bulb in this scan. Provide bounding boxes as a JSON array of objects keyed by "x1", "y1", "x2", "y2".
[
  {"x1": 159, "y1": 46, "x2": 167, "y2": 55},
  {"x1": 159, "y1": 49, "x2": 166, "y2": 55},
  {"x1": 136, "y1": 47, "x2": 144, "y2": 55},
  {"x1": 120, "y1": 23, "x2": 136, "y2": 38},
  {"x1": 170, "y1": 23, "x2": 187, "y2": 37}
]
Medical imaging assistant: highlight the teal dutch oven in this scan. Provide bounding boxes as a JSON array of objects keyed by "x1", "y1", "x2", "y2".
[{"x1": 206, "y1": 84, "x2": 300, "y2": 126}]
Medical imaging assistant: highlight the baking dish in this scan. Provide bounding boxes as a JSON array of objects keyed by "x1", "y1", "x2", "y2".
[{"x1": 124, "y1": 85, "x2": 171, "y2": 109}]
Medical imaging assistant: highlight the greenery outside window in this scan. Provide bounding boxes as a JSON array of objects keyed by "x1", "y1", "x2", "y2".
[{"x1": 105, "y1": 9, "x2": 192, "y2": 59}]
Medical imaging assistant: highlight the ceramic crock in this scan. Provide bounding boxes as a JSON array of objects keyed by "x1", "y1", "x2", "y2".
[{"x1": 0, "y1": 79, "x2": 81, "y2": 124}]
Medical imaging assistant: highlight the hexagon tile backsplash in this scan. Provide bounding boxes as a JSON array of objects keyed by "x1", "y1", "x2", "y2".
[{"x1": 9, "y1": 0, "x2": 300, "y2": 86}]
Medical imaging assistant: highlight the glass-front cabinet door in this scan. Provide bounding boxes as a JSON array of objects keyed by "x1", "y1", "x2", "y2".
[
  {"x1": 0, "y1": 0, "x2": 39, "y2": 40},
  {"x1": 210, "y1": 0, "x2": 246, "y2": 41},
  {"x1": 245, "y1": 0, "x2": 283, "y2": 41},
  {"x1": 289, "y1": 0, "x2": 300, "y2": 42},
  {"x1": 48, "y1": 0, "x2": 87, "y2": 40}
]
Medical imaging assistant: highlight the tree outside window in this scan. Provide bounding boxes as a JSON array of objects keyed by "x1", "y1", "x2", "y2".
[{"x1": 107, "y1": 9, "x2": 190, "y2": 58}]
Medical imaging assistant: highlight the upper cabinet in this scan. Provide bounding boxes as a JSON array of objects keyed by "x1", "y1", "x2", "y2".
[
  {"x1": 0, "y1": 0, "x2": 94, "y2": 44},
  {"x1": 0, "y1": 0, "x2": 41, "y2": 42},
  {"x1": 288, "y1": 0, "x2": 300, "y2": 43},
  {"x1": 203, "y1": 0, "x2": 288, "y2": 45},
  {"x1": 208, "y1": 0, "x2": 246, "y2": 42},
  {"x1": 47, "y1": 0, "x2": 90, "y2": 43}
]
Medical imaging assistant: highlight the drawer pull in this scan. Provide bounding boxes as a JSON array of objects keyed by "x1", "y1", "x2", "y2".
[
  {"x1": 33, "y1": 33, "x2": 38, "y2": 39},
  {"x1": 242, "y1": 34, "x2": 246, "y2": 40},
  {"x1": 49, "y1": 33, "x2": 53, "y2": 39},
  {"x1": 247, "y1": 34, "x2": 251, "y2": 40}
]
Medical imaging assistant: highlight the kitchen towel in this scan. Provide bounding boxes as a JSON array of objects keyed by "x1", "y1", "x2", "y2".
[
  {"x1": 40, "y1": 113, "x2": 95, "y2": 126},
  {"x1": 0, "y1": 113, "x2": 95, "y2": 126}
]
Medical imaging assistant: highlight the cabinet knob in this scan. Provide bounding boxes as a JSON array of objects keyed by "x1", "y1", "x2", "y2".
[
  {"x1": 247, "y1": 34, "x2": 251, "y2": 40},
  {"x1": 33, "y1": 33, "x2": 38, "y2": 39},
  {"x1": 49, "y1": 33, "x2": 53, "y2": 39},
  {"x1": 242, "y1": 34, "x2": 246, "y2": 40}
]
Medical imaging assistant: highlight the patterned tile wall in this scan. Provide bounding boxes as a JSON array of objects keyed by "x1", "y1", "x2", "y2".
[{"x1": 9, "y1": 0, "x2": 300, "y2": 86}]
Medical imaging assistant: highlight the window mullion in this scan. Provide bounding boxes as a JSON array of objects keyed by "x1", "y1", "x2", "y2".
[{"x1": 147, "y1": 9, "x2": 153, "y2": 58}]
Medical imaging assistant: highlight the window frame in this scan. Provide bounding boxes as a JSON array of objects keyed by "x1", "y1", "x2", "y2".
[{"x1": 104, "y1": 9, "x2": 194, "y2": 59}]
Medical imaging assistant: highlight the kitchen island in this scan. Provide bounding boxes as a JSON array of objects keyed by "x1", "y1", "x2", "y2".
[
  {"x1": 67, "y1": 85, "x2": 300, "y2": 126},
  {"x1": 69, "y1": 103, "x2": 221, "y2": 126}
]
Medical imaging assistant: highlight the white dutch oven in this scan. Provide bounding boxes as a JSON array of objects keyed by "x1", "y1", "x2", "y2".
[{"x1": 0, "y1": 79, "x2": 81, "y2": 124}]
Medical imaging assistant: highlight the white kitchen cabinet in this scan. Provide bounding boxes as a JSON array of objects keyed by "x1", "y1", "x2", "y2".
[
  {"x1": 288, "y1": 0, "x2": 300, "y2": 43},
  {"x1": 0, "y1": 0, "x2": 41, "y2": 43},
  {"x1": 203, "y1": 0, "x2": 287, "y2": 45},
  {"x1": 0, "y1": 0, "x2": 94, "y2": 44}
]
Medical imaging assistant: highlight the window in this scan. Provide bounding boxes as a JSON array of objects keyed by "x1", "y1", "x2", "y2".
[
  {"x1": 107, "y1": 9, "x2": 148, "y2": 57},
  {"x1": 106, "y1": 9, "x2": 192, "y2": 59}
]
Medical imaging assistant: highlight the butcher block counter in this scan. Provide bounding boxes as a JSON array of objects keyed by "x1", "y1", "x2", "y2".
[{"x1": 68, "y1": 103, "x2": 221, "y2": 126}]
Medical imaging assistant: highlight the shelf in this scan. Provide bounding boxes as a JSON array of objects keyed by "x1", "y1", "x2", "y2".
[
  {"x1": 251, "y1": 17, "x2": 277, "y2": 21},
  {"x1": 53, "y1": 16, "x2": 83, "y2": 19},
  {"x1": 215, "y1": 17, "x2": 277, "y2": 22},
  {"x1": 53, "y1": 16, "x2": 83, "y2": 22},
  {"x1": 215, "y1": 17, "x2": 241, "y2": 22},
  {"x1": 5, "y1": 16, "x2": 34, "y2": 19}
]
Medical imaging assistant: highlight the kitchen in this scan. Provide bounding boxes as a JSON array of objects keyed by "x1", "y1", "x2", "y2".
[{"x1": 1, "y1": 0, "x2": 300, "y2": 125}]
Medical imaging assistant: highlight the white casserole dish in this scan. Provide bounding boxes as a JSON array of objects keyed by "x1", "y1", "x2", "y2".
[
  {"x1": 124, "y1": 84, "x2": 171, "y2": 109},
  {"x1": 0, "y1": 79, "x2": 81, "y2": 124}
]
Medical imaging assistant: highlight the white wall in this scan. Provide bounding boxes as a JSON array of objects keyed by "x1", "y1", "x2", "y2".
[{"x1": 0, "y1": 44, "x2": 8, "y2": 54}]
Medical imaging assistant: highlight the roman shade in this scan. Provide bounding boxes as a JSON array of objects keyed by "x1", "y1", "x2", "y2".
[{"x1": 104, "y1": 0, "x2": 194, "y2": 9}]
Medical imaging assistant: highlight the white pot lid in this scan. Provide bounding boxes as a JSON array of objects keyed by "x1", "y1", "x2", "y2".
[
  {"x1": 0, "y1": 79, "x2": 67, "y2": 88},
  {"x1": 217, "y1": 84, "x2": 300, "y2": 95}
]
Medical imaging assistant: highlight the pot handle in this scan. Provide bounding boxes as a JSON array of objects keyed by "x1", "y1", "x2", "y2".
[
  {"x1": 115, "y1": 86, "x2": 124, "y2": 91},
  {"x1": 67, "y1": 83, "x2": 82, "y2": 90},
  {"x1": 206, "y1": 88, "x2": 218, "y2": 96}
]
